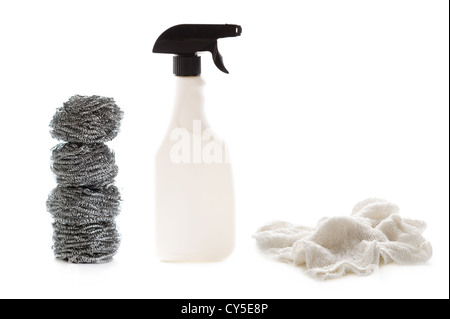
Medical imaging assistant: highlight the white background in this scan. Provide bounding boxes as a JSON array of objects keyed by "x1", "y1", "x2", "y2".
[{"x1": 0, "y1": 0, "x2": 448, "y2": 299}]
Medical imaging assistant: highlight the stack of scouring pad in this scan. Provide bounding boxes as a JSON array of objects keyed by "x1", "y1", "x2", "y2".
[{"x1": 47, "y1": 95, "x2": 123, "y2": 263}]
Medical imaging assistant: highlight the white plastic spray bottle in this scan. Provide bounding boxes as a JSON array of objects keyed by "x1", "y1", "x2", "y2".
[{"x1": 153, "y1": 24, "x2": 242, "y2": 262}]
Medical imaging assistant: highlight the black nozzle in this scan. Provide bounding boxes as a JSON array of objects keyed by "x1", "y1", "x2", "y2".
[{"x1": 153, "y1": 24, "x2": 242, "y2": 76}]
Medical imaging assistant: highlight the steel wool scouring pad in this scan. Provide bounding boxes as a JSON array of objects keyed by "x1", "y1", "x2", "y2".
[
  {"x1": 51, "y1": 143, "x2": 118, "y2": 188},
  {"x1": 50, "y1": 95, "x2": 123, "y2": 143},
  {"x1": 47, "y1": 95, "x2": 123, "y2": 264}
]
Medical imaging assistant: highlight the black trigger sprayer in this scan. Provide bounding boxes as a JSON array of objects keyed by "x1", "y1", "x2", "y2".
[{"x1": 153, "y1": 24, "x2": 242, "y2": 76}]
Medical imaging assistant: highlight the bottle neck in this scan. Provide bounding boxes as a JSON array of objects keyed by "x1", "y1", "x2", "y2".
[{"x1": 171, "y1": 76, "x2": 208, "y2": 131}]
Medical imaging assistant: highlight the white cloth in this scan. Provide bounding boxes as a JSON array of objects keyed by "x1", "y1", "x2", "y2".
[{"x1": 254, "y1": 198, "x2": 432, "y2": 279}]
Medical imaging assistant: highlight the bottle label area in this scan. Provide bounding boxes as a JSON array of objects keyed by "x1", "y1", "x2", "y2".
[{"x1": 169, "y1": 120, "x2": 230, "y2": 164}]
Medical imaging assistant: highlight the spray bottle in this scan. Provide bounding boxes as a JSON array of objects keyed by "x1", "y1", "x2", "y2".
[{"x1": 153, "y1": 24, "x2": 242, "y2": 262}]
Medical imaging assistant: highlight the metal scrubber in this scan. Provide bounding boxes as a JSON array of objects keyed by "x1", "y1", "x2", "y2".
[
  {"x1": 47, "y1": 95, "x2": 123, "y2": 263},
  {"x1": 51, "y1": 143, "x2": 118, "y2": 188},
  {"x1": 50, "y1": 95, "x2": 123, "y2": 143}
]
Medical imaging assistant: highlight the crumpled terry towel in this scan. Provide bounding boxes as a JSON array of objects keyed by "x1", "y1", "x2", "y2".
[{"x1": 253, "y1": 198, "x2": 432, "y2": 279}]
